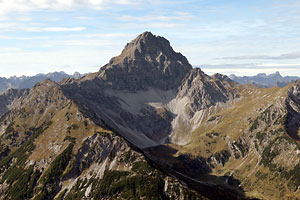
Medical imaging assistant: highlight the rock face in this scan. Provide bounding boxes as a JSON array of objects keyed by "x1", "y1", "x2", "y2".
[
  {"x1": 62, "y1": 32, "x2": 235, "y2": 148},
  {"x1": 0, "y1": 79, "x2": 204, "y2": 200},
  {"x1": 3, "y1": 32, "x2": 300, "y2": 199},
  {"x1": 177, "y1": 69, "x2": 236, "y2": 110},
  {"x1": 0, "y1": 88, "x2": 29, "y2": 118},
  {"x1": 98, "y1": 31, "x2": 192, "y2": 90},
  {"x1": 286, "y1": 80, "x2": 300, "y2": 140}
]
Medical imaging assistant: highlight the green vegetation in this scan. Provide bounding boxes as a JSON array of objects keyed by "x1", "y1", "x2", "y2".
[
  {"x1": 63, "y1": 136, "x2": 76, "y2": 143},
  {"x1": 44, "y1": 121, "x2": 53, "y2": 128},
  {"x1": 7, "y1": 166, "x2": 41, "y2": 200},
  {"x1": 254, "y1": 140, "x2": 259, "y2": 151},
  {"x1": 90, "y1": 170, "x2": 165, "y2": 200},
  {"x1": 249, "y1": 117, "x2": 259, "y2": 132},
  {"x1": 212, "y1": 150, "x2": 231, "y2": 166},
  {"x1": 3, "y1": 165, "x2": 41, "y2": 200},
  {"x1": 232, "y1": 140, "x2": 248, "y2": 158},
  {"x1": 249, "y1": 105, "x2": 281, "y2": 132},
  {"x1": 255, "y1": 171, "x2": 267, "y2": 180},
  {"x1": 65, "y1": 112, "x2": 70, "y2": 121},
  {"x1": 36, "y1": 141, "x2": 75, "y2": 199},
  {"x1": 0, "y1": 122, "x2": 51, "y2": 200},
  {"x1": 285, "y1": 163, "x2": 300, "y2": 190},
  {"x1": 0, "y1": 125, "x2": 47, "y2": 173},
  {"x1": 259, "y1": 105, "x2": 273, "y2": 124},
  {"x1": 256, "y1": 132, "x2": 266, "y2": 144},
  {"x1": 3, "y1": 121, "x2": 19, "y2": 140},
  {"x1": 5, "y1": 122, "x2": 15, "y2": 134},
  {"x1": 259, "y1": 135, "x2": 300, "y2": 190},
  {"x1": 132, "y1": 161, "x2": 153, "y2": 174},
  {"x1": 96, "y1": 131, "x2": 111, "y2": 137},
  {"x1": 207, "y1": 116, "x2": 218, "y2": 122},
  {"x1": 65, "y1": 156, "x2": 184, "y2": 200},
  {"x1": 71, "y1": 123, "x2": 79, "y2": 130},
  {"x1": 56, "y1": 189, "x2": 67, "y2": 200},
  {"x1": 67, "y1": 123, "x2": 80, "y2": 134},
  {"x1": 205, "y1": 132, "x2": 220, "y2": 138},
  {"x1": 64, "y1": 178, "x2": 87, "y2": 200},
  {"x1": 83, "y1": 120, "x2": 88, "y2": 127},
  {"x1": 260, "y1": 140, "x2": 278, "y2": 169},
  {"x1": 182, "y1": 188, "x2": 207, "y2": 200},
  {"x1": 120, "y1": 151, "x2": 138, "y2": 163},
  {"x1": 108, "y1": 149, "x2": 117, "y2": 161}
]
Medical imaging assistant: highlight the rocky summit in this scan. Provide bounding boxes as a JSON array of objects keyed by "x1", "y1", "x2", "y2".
[
  {"x1": 1, "y1": 32, "x2": 300, "y2": 199},
  {"x1": 97, "y1": 31, "x2": 192, "y2": 90}
]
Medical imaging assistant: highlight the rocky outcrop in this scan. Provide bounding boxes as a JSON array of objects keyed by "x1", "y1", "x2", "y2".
[
  {"x1": 0, "y1": 78, "x2": 205, "y2": 200},
  {"x1": 98, "y1": 31, "x2": 192, "y2": 91},
  {"x1": 61, "y1": 32, "x2": 236, "y2": 149},
  {"x1": 0, "y1": 88, "x2": 29, "y2": 118},
  {"x1": 7, "y1": 32, "x2": 296, "y2": 199},
  {"x1": 177, "y1": 69, "x2": 236, "y2": 111},
  {"x1": 286, "y1": 80, "x2": 300, "y2": 140}
]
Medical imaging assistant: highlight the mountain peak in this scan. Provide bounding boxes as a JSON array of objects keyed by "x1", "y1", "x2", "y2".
[
  {"x1": 128, "y1": 31, "x2": 156, "y2": 46},
  {"x1": 121, "y1": 31, "x2": 170, "y2": 55},
  {"x1": 269, "y1": 71, "x2": 282, "y2": 78},
  {"x1": 33, "y1": 79, "x2": 59, "y2": 90},
  {"x1": 98, "y1": 32, "x2": 192, "y2": 90}
]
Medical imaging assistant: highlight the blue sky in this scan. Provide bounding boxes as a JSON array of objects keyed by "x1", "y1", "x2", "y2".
[{"x1": 1, "y1": 0, "x2": 300, "y2": 77}]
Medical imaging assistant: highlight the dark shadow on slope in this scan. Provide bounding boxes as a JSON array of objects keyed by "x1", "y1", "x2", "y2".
[
  {"x1": 60, "y1": 78, "x2": 176, "y2": 146},
  {"x1": 144, "y1": 145, "x2": 250, "y2": 200},
  {"x1": 60, "y1": 81, "x2": 250, "y2": 199},
  {"x1": 59, "y1": 79, "x2": 251, "y2": 199},
  {"x1": 285, "y1": 82, "x2": 300, "y2": 141},
  {"x1": 285, "y1": 103, "x2": 300, "y2": 141}
]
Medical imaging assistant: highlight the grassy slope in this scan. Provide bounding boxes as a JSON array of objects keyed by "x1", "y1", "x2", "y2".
[
  {"x1": 159, "y1": 83, "x2": 300, "y2": 199},
  {"x1": 0, "y1": 80, "x2": 205, "y2": 200}
]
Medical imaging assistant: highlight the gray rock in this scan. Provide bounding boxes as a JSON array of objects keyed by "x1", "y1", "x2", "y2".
[
  {"x1": 61, "y1": 32, "x2": 236, "y2": 148},
  {"x1": 98, "y1": 31, "x2": 192, "y2": 91}
]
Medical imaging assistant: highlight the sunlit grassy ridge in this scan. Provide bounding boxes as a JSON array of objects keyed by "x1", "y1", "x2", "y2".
[{"x1": 156, "y1": 83, "x2": 300, "y2": 199}]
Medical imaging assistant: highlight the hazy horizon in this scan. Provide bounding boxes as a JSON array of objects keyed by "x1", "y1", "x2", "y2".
[
  {"x1": 1, "y1": 67, "x2": 298, "y2": 79},
  {"x1": 1, "y1": 0, "x2": 300, "y2": 77}
]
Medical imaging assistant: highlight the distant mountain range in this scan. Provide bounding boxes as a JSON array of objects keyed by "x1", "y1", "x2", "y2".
[
  {"x1": 229, "y1": 71, "x2": 300, "y2": 88},
  {"x1": 0, "y1": 71, "x2": 82, "y2": 93},
  {"x1": 2, "y1": 70, "x2": 298, "y2": 94},
  {"x1": 2, "y1": 31, "x2": 300, "y2": 199}
]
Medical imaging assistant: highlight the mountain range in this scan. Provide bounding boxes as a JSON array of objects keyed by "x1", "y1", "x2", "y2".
[
  {"x1": 229, "y1": 72, "x2": 299, "y2": 88},
  {"x1": 0, "y1": 72, "x2": 82, "y2": 94},
  {"x1": 1, "y1": 32, "x2": 300, "y2": 199}
]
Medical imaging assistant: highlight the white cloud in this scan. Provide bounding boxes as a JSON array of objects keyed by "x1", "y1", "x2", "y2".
[
  {"x1": 40, "y1": 39, "x2": 117, "y2": 47},
  {"x1": 25, "y1": 26, "x2": 86, "y2": 32},
  {"x1": 70, "y1": 33, "x2": 135, "y2": 38},
  {"x1": 0, "y1": 22, "x2": 86, "y2": 32},
  {"x1": 119, "y1": 12, "x2": 194, "y2": 22},
  {"x1": 216, "y1": 52, "x2": 300, "y2": 60},
  {"x1": 114, "y1": 0, "x2": 141, "y2": 5},
  {"x1": 0, "y1": 0, "x2": 143, "y2": 17},
  {"x1": 0, "y1": 47, "x2": 117, "y2": 77},
  {"x1": 0, "y1": 47, "x2": 21, "y2": 52},
  {"x1": 73, "y1": 16, "x2": 96, "y2": 20},
  {"x1": 257, "y1": 63, "x2": 300, "y2": 67},
  {"x1": 119, "y1": 22, "x2": 185, "y2": 30},
  {"x1": 0, "y1": 35, "x2": 9, "y2": 39}
]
